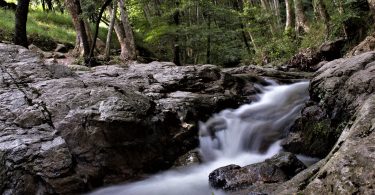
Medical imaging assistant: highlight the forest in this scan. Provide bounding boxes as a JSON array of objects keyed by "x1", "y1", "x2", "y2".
[{"x1": 1, "y1": 0, "x2": 373, "y2": 66}]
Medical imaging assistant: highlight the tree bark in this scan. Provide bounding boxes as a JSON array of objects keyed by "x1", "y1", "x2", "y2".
[
  {"x1": 369, "y1": 0, "x2": 375, "y2": 19},
  {"x1": 14, "y1": 0, "x2": 30, "y2": 48},
  {"x1": 46, "y1": 0, "x2": 53, "y2": 11},
  {"x1": 113, "y1": 18, "x2": 127, "y2": 60},
  {"x1": 65, "y1": 0, "x2": 90, "y2": 57},
  {"x1": 119, "y1": 0, "x2": 137, "y2": 61},
  {"x1": 285, "y1": 0, "x2": 295, "y2": 32},
  {"x1": 313, "y1": 0, "x2": 329, "y2": 24},
  {"x1": 206, "y1": 13, "x2": 211, "y2": 64},
  {"x1": 173, "y1": 0, "x2": 181, "y2": 66},
  {"x1": 87, "y1": 0, "x2": 113, "y2": 65},
  {"x1": 294, "y1": 0, "x2": 310, "y2": 34},
  {"x1": 105, "y1": 0, "x2": 117, "y2": 59}
]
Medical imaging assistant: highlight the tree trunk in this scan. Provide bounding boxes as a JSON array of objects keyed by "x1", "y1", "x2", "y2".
[
  {"x1": 119, "y1": 0, "x2": 137, "y2": 61},
  {"x1": 369, "y1": 0, "x2": 375, "y2": 19},
  {"x1": 42, "y1": 0, "x2": 46, "y2": 11},
  {"x1": 236, "y1": 0, "x2": 252, "y2": 54},
  {"x1": 84, "y1": 19, "x2": 93, "y2": 46},
  {"x1": 206, "y1": 14, "x2": 211, "y2": 64},
  {"x1": 294, "y1": 0, "x2": 310, "y2": 34},
  {"x1": 113, "y1": 18, "x2": 127, "y2": 60},
  {"x1": 313, "y1": 0, "x2": 329, "y2": 24},
  {"x1": 273, "y1": 0, "x2": 281, "y2": 27},
  {"x1": 173, "y1": 0, "x2": 181, "y2": 66},
  {"x1": 46, "y1": 0, "x2": 53, "y2": 11},
  {"x1": 65, "y1": 0, "x2": 90, "y2": 57},
  {"x1": 87, "y1": 0, "x2": 113, "y2": 65},
  {"x1": 14, "y1": 0, "x2": 30, "y2": 48},
  {"x1": 105, "y1": 0, "x2": 117, "y2": 59},
  {"x1": 285, "y1": 0, "x2": 295, "y2": 32}
]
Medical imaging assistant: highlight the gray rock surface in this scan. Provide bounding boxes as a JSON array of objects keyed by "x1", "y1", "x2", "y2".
[
  {"x1": 278, "y1": 51, "x2": 375, "y2": 194},
  {"x1": 283, "y1": 52, "x2": 375, "y2": 158},
  {"x1": 0, "y1": 43, "x2": 263, "y2": 194},
  {"x1": 208, "y1": 152, "x2": 306, "y2": 192}
]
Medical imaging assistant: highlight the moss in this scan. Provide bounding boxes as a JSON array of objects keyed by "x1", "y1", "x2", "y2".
[{"x1": 302, "y1": 119, "x2": 333, "y2": 157}]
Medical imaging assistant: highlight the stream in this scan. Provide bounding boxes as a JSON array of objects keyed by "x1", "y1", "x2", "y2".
[{"x1": 91, "y1": 81, "x2": 310, "y2": 195}]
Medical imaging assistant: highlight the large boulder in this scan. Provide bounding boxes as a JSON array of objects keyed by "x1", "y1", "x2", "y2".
[
  {"x1": 0, "y1": 43, "x2": 264, "y2": 194},
  {"x1": 282, "y1": 52, "x2": 375, "y2": 158},
  {"x1": 208, "y1": 152, "x2": 306, "y2": 192},
  {"x1": 277, "y1": 51, "x2": 375, "y2": 194}
]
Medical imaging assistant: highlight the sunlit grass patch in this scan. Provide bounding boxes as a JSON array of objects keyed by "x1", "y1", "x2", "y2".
[{"x1": 0, "y1": 8, "x2": 76, "y2": 45}]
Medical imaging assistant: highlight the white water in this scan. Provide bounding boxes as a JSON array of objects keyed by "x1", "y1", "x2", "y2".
[{"x1": 90, "y1": 81, "x2": 310, "y2": 195}]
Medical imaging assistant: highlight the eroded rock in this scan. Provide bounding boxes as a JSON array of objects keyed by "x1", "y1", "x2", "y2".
[
  {"x1": 0, "y1": 43, "x2": 265, "y2": 194},
  {"x1": 278, "y1": 51, "x2": 375, "y2": 194},
  {"x1": 208, "y1": 152, "x2": 306, "y2": 192},
  {"x1": 283, "y1": 52, "x2": 375, "y2": 158}
]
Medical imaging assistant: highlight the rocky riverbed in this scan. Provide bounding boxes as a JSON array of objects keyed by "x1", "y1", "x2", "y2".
[
  {"x1": 0, "y1": 43, "x2": 281, "y2": 194},
  {"x1": 208, "y1": 51, "x2": 375, "y2": 195},
  {"x1": 0, "y1": 42, "x2": 374, "y2": 194}
]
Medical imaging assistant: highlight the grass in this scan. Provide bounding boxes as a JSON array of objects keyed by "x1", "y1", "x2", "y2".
[
  {"x1": 0, "y1": 7, "x2": 119, "y2": 50},
  {"x1": 0, "y1": 8, "x2": 76, "y2": 44}
]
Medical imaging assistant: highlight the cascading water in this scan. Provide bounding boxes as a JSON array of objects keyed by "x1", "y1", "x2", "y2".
[{"x1": 91, "y1": 81, "x2": 310, "y2": 195}]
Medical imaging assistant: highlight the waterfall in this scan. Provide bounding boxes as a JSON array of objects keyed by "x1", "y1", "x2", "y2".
[{"x1": 90, "y1": 81, "x2": 310, "y2": 195}]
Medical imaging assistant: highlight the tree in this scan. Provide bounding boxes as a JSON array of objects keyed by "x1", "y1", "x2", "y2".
[
  {"x1": 86, "y1": 0, "x2": 113, "y2": 65},
  {"x1": 65, "y1": 0, "x2": 90, "y2": 57},
  {"x1": 294, "y1": 0, "x2": 310, "y2": 34},
  {"x1": 14, "y1": 0, "x2": 31, "y2": 48},
  {"x1": 313, "y1": 0, "x2": 329, "y2": 25},
  {"x1": 114, "y1": 0, "x2": 136, "y2": 61},
  {"x1": 105, "y1": 0, "x2": 117, "y2": 59},
  {"x1": 285, "y1": 0, "x2": 294, "y2": 32}
]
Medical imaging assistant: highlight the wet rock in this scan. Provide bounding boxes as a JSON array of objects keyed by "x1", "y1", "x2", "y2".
[
  {"x1": 0, "y1": 43, "x2": 266, "y2": 194},
  {"x1": 209, "y1": 152, "x2": 306, "y2": 191},
  {"x1": 224, "y1": 65, "x2": 313, "y2": 84},
  {"x1": 283, "y1": 51, "x2": 375, "y2": 158},
  {"x1": 277, "y1": 51, "x2": 375, "y2": 194},
  {"x1": 173, "y1": 150, "x2": 201, "y2": 167}
]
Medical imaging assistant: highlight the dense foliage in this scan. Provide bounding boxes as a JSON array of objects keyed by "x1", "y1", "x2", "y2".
[
  {"x1": 126, "y1": 0, "x2": 373, "y2": 66},
  {"x1": 1, "y1": 0, "x2": 374, "y2": 66}
]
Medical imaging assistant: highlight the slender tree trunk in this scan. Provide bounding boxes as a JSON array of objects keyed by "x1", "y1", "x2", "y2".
[
  {"x1": 143, "y1": 4, "x2": 152, "y2": 25},
  {"x1": 285, "y1": 0, "x2": 295, "y2": 32},
  {"x1": 206, "y1": 14, "x2": 211, "y2": 64},
  {"x1": 84, "y1": 20, "x2": 93, "y2": 46},
  {"x1": 313, "y1": 0, "x2": 330, "y2": 24},
  {"x1": 42, "y1": 0, "x2": 46, "y2": 11},
  {"x1": 236, "y1": 0, "x2": 251, "y2": 54},
  {"x1": 173, "y1": 1, "x2": 181, "y2": 66},
  {"x1": 87, "y1": 0, "x2": 113, "y2": 65},
  {"x1": 113, "y1": 18, "x2": 127, "y2": 60},
  {"x1": 46, "y1": 0, "x2": 53, "y2": 11},
  {"x1": 294, "y1": 0, "x2": 310, "y2": 34},
  {"x1": 369, "y1": 0, "x2": 375, "y2": 19},
  {"x1": 105, "y1": 0, "x2": 117, "y2": 59},
  {"x1": 119, "y1": 0, "x2": 137, "y2": 61},
  {"x1": 65, "y1": 0, "x2": 90, "y2": 57},
  {"x1": 14, "y1": 0, "x2": 30, "y2": 48},
  {"x1": 273, "y1": 0, "x2": 281, "y2": 28}
]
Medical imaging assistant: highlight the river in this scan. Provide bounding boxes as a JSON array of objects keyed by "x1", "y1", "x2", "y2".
[{"x1": 91, "y1": 81, "x2": 310, "y2": 195}]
